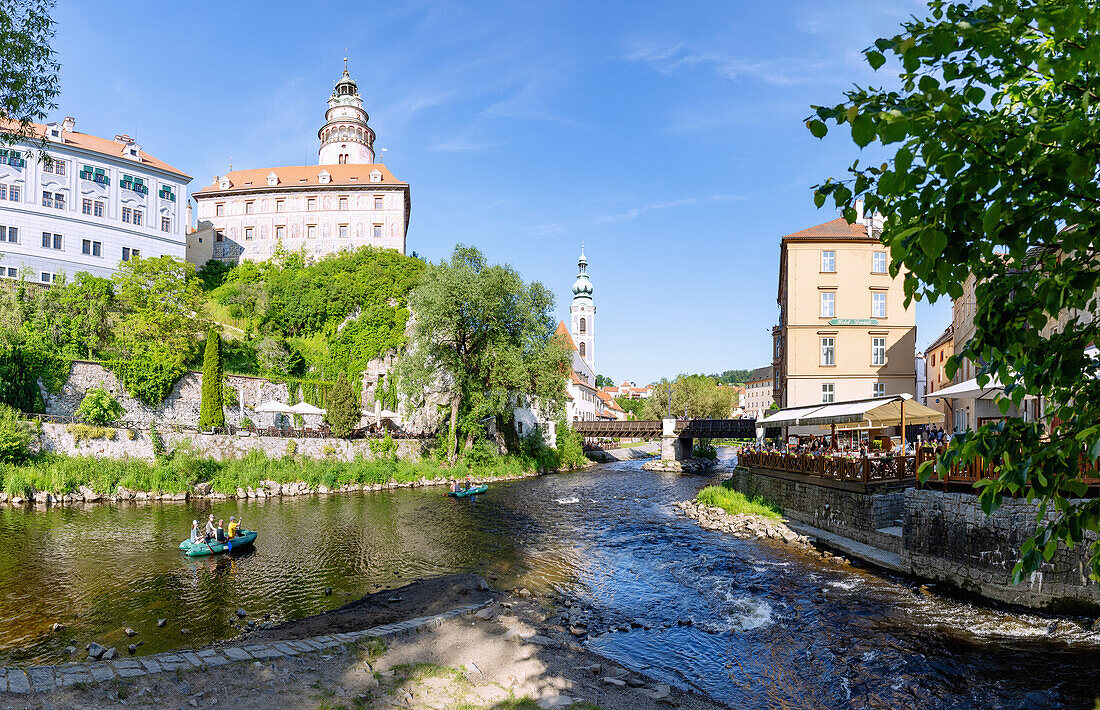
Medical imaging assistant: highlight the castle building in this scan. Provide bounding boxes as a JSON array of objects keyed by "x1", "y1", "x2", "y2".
[
  {"x1": 569, "y1": 247, "x2": 595, "y2": 372},
  {"x1": 189, "y1": 65, "x2": 410, "y2": 265},
  {"x1": 0, "y1": 117, "x2": 191, "y2": 284}
]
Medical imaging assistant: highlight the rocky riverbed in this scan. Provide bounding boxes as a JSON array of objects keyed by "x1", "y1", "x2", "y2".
[
  {"x1": 674, "y1": 499, "x2": 810, "y2": 545},
  {"x1": 640, "y1": 457, "x2": 717, "y2": 473},
  {"x1": 2, "y1": 578, "x2": 724, "y2": 710}
]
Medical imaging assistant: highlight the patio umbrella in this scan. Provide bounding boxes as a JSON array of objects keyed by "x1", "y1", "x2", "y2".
[
  {"x1": 254, "y1": 400, "x2": 295, "y2": 413},
  {"x1": 288, "y1": 402, "x2": 326, "y2": 416}
]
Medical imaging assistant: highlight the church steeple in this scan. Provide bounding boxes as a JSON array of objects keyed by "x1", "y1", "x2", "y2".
[
  {"x1": 570, "y1": 245, "x2": 595, "y2": 373},
  {"x1": 318, "y1": 62, "x2": 376, "y2": 165}
]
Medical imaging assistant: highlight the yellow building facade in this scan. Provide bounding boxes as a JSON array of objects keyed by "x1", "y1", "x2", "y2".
[{"x1": 773, "y1": 215, "x2": 917, "y2": 409}]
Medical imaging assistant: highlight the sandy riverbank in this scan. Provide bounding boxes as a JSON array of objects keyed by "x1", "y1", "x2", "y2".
[{"x1": 0, "y1": 575, "x2": 724, "y2": 710}]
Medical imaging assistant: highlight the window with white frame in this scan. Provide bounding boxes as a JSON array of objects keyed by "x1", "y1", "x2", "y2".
[
  {"x1": 94, "y1": 201, "x2": 104, "y2": 218},
  {"x1": 215, "y1": 203, "x2": 225, "y2": 217},
  {"x1": 276, "y1": 199, "x2": 285, "y2": 212},
  {"x1": 339, "y1": 224, "x2": 348, "y2": 238},
  {"x1": 307, "y1": 224, "x2": 316, "y2": 239},
  {"x1": 872, "y1": 337, "x2": 886, "y2": 366},
  {"x1": 338, "y1": 196, "x2": 348, "y2": 210},
  {"x1": 161, "y1": 216, "x2": 170, "y2": 233},
  {"x1": 122, "y1": 207, "x2": 132, "y2": 224},
  {"x1": 6, "y1": 185, "x2": 18, "y2": 201},
  {"x1": 133, "y1": 209, "x2": 143, "y2": 226},
  {"x1": 0, "y1": 226, "x2": 16, "y2": 243},
  {"x1": 373, "y1": 224, "x2": 382, "y2": 239},
  {"x1": 244, "y1": 227, "x2": 253, "y2": 241},
  {"x1": 275, "y1": 225, "x2": 285, "y2": 240},
  {"x1": 81, "y1": 239, "x2": 102, "y2": 257},
  {"x1": 374, "y1": 195, "x2": 383, "y2": 209},
  {"x1": 872, "y1": 252, "x2": 887, "y2": 274},
  {"x1": 307, "y1": 197, "x2": 316, "y2": 210},
  {"x1": 41, "y1": 272, "x2": 52, "y2": 283},
  {"x1": 873, "y1": 382, "x2": 886, "y2": 397},
  {"x1": 821, "y1": 383, "x2": 835, "y2": 402},
  {"x1": 821, "y1": 291, "x2": 835, "y2": 318},
  {"x1": 245, "y1": 201, "x2": 254, "y2": 214},
  {"x1": 821, "y1": 250, "x2": 836, "y2": 272},
  {"x1": 82, "y1": 198, "x2": 92, "y2": 215},
  {"x1": 872, "y1": 292, "x2": 887, "y2": 318},
  {"x1": 122, "y1": 247, "x2": 140, "y2": 261},
  {"x1": 820, "y1": 337, "x2": 835, "y2": 366},
  {"x1": 41, "y1": 232, "x2": 62, "y2": 250}
]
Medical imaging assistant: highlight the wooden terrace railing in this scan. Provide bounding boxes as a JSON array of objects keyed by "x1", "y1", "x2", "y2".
[{"x1": 738, "y1": 448, "x2": 1100, "y2": 490}]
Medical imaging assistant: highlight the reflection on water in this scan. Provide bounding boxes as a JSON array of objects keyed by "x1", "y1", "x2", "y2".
[{"x1": 0, "y1": 455, "x2": 1098, "y2": 708}]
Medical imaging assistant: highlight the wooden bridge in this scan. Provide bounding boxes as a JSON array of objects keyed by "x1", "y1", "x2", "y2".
[{"x1": 572, "y1": 418, "x2": 757, "y2": 440}]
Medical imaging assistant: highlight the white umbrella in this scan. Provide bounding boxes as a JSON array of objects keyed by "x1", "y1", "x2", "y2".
[
  {"x1": 254, "y1": 400, "x2": 295, "y2": 413},
  {"x1": 288, "y1": 401, "x2": 326, "y2": 416}
]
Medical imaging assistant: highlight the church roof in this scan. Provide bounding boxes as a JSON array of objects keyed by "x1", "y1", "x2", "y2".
[
  {"x1": 194, "y1": 163, "x2": 406, "y2": 195},
  {"x1": 554, "y1": 321, "x2": 577, "y2": 351},
  {"x1": 9, "y1": 119, "x2": 189, "y2": 179}
]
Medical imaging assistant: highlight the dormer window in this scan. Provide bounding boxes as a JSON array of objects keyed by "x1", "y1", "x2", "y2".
[
  {"x1": 218, "y1": 177, "x2": 231, "y2": 190},
  {"x1": 318, "y1": 170, "x2": 331, "y2": 184},
  {"x1": 266, "y1": 171, "x2": 279, "y2": 187},
  {"x1": 369, "y1": 169, "x2": 382, "y2": 183}
]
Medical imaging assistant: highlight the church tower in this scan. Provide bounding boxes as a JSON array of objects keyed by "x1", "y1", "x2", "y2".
[
  {"x1": 318, "y1": 63, "x2": 376, "y2": 165},
  {"x1": 570, "y1": 246, "x2": 595, "y2": 373}
]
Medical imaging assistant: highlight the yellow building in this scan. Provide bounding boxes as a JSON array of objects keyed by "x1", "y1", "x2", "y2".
[
  {"x1": 772, "y1": 212, "x2": 916, "y2": 409},
  {"x1": 923, "y1": 325, "x2": 954, "y2": 423}
]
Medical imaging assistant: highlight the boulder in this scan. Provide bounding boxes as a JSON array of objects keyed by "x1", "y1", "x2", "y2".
[
  {"x1": 87, "y1": 642, "x2": 106, "y2": 660},
  {"x1": 236, "y1": 608, "x2": 247, "y2": 618},
  {"x1": 125, "y1": 628, "x2": 137, "y2": 637},
  {"x1": 116, "y1": 486, "x2": 134, "y2": 500},
  {"x1": 78, "y1": 485, "x2": 101, "y2": 502},
  {"x1": 193, "y1": 482, "x2": 212, "y2": 496},
  {"x1": 101, "y1": 647, "x2": 117, "y2": 661},
  {"x1": 157, "y1": 618, "x2": 167, "y2": 627},
  {"x1": 236, "y1": 487, "x2": 246, "y2": 499}
]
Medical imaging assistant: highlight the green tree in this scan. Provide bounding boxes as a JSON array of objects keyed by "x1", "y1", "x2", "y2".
[
  {"x1": 809, "y1": 0, "x2": 1100, "y2": 578},
  {"x1": 325, "y1": 371, "x2": 360, "y2": 438},
  {"x1": 643, "y1": 374, "x2": 734, "y2": 420},
  {"x1": 595, "y1": 374, "x2": 614, "y2": 388},
  {"x1": 0, "y1": 0, "x2": 60, "y2": 153},
  {"x1": 0, "y1": 404, "x2": 34, "y2": 464},
  {"x1": 111, "y1": 255, "x2": 206, "y2": 363},
  {"x1": 56, "y1": 273, "x2": 114, "y2": 358},
  {"x1": 614, "y1": 396, "x2": 647, "y2": 418},
  {"x1": 74, "y1": 387, "x2": 123, "y2": 424},
  {"x1": 198, "y1": 331, "x2": 224, "y2": 428},
  {"x1": 398, "y1": 245, "x2": 570, "y2": 460}
]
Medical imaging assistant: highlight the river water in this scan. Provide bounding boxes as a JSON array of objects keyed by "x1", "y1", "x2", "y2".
[{"x1": 1, "y1": 453, "x2": 1099, "y2": 708}]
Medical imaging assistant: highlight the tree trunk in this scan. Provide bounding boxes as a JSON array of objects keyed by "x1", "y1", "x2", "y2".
[{"x1": 448, "y1": 391, "x2": 461, "y2": 462}]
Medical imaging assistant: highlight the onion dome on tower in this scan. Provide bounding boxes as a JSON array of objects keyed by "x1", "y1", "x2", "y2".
[{"x1": 572, "y1": 247, "x2": 594, "y2": 303}]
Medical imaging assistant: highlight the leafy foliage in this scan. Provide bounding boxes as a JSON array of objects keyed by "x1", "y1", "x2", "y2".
[
  {"x1": 0, "y1": 0, "x2": 60, "y2": 154},
  {"x1": 74, "y1": 387, "x2": 123, "y2": 424},
  {"x1": 613, "y1": 396, "x2": 646, "y2": 418},
  {"x1": 708, "y1": 369, "x2": 754, "y2": 385},
  {"x1": 809, "y1": 0, "x2": 1100, "y2": 578},
  {"x1": 325, "y1": 371, "x2": 360, "y2": 438},
  {"x1": 595, "y1": 374, "x2": 614, "y2": 387},
  {"x1": 0, "y1": 404, "x2": 35, "y2": 465},
  {"x1": 397, "y1": 246, "x2": 570, "y2": 460},
  {"x1": 106, "y1": 353, "x2": 187, "y2": 406},
  {"x1": 643, "y1": 374, "x2": 734, "y2": 420},
  {"x1": 198, "y1": 331, "x2": 225, "y2": 428}
]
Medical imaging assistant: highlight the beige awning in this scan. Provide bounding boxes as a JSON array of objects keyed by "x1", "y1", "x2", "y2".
[{"x1": 766, "y1": 394, "x2": 944, "y2": 429}]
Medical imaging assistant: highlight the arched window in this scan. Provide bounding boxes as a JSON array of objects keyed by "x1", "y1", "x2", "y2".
[
  {"x1": 579, "y1": 342, "x2": 586, "y2": 357},
  {"x1": 579, "y1": 318, "x2": 586, "y2": 334}
]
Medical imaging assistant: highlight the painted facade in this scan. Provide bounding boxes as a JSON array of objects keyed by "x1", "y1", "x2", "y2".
[
  {"x1": 190, "y1": 67, "x2": 409, "y2": 264},
  {"x1": 0, "y1": 118, "x2": 190, "y2": 283},
  {"x1": 772, "y1": 206, "x2": 917, "y2": 409},
  {"x1": 741, "y1": 365, "x2": 774, "y2": 420}
]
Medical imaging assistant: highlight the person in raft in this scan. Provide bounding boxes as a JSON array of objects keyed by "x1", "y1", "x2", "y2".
[
  {"x1": 449, "y1": 479, "x2": 459, "y2": 493},
  {"x1": 215, "y1": 519, "x2": 227, "y2": 543},
  {"x1": 190, "y1": 520, "x2": 202, "y2": 544},
  {"x1": 205, "y1": 514, "x2": 217, "y2": 542},
  {"x1": 463, "y1": 474, "x2": 474, "y2": 490},
  {"x1": 227, "y1": 516, "x2": 237, "y2": 539}
]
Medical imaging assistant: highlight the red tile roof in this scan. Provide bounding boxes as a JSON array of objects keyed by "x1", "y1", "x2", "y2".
[
  {"x1": 194, "y1": 163, "x2": 406, "y2": 195},
  {"x1": 555, "y1": 321, "x2": 577, "y2": 351},
  {"x1": 14, "y1": 120, "x2": 189, "y2": 178},
  {"x1": 780, "y1": 217, "x2": 872, "y2": 241}
]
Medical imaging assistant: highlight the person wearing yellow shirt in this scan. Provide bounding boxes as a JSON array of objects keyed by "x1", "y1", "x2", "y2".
[{"x1": 227, "y1": 516, "x2": 238, "y2": 539}]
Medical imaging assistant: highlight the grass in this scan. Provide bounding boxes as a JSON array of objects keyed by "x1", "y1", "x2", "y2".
[
  {"x1": 697, "y1": 481, "x2": 783, "y2": 519},
  {"x1": 392, "y1": 662, "x2": 467, "y2": 683}
]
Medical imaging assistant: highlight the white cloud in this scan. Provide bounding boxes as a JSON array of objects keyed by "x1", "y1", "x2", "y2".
[
  {"x1": 624, "y1": 41, "x2": 822, "y2": 86},
  {"x1": 596, "y1": 194, "x2": 745, "y2": 223},
  {"x1": 526, "y1": 223, "x2": 568, "y2": 236}
]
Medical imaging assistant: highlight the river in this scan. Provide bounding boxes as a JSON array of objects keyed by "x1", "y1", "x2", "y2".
[{"x1": 0, "y1": 453, "x2": 1098, "y2": 708}]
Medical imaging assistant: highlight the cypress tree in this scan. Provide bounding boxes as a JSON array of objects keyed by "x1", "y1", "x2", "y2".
[
  {"x1": 325, "y1": 371, "x2": 359, "y2": 438},
  {"x1": 198, "y1": 330, "x2": 225, "y2": 428}
]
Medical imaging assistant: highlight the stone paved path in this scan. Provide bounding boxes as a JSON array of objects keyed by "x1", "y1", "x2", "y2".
[{"x1": 0, "y1": 602, "x2": 488, "y2": 694}]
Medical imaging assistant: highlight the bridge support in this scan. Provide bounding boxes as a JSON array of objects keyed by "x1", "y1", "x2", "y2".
[{"x1": 658, "y1": 417, "x2": 692, "y2": 462}]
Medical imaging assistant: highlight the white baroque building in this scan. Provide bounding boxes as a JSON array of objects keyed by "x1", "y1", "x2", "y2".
[
  {"x1": 0, "y1": 117, "x2": 190, "y2": 284},
  {"x1": 190, "y1": 66, "x2": 410, "y2": 264},
  {"x1": 569, "y1": 247, "x2": 595, "y2": 373}
]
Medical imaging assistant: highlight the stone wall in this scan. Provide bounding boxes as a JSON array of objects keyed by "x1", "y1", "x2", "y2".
[
  {"x1": 733, "y1": 465, "x2": 1100, "y2": 609},
  {"x1": 727, "y1": 467, "x2": 904, "y2": 553},
  {"x1": 38, "y1": 423, "x2": 427, "y2": 463},
  {"x1": 902, "y1": 489, "x2": 1100, "y2": 608}
]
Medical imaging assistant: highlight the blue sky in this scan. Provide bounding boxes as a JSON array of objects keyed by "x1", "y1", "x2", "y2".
[{"x1": 51, "y1": 0, "x2": 950, "y2": 384}]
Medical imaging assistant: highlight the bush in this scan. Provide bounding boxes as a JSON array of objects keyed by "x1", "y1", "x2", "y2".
[
  {"x1": 693, "y1": 442, "x2": 718, "y2": 461},
  {"x1": 697, "y1": 481, "x2": 783, "y2": 519},
  {"x1": 555, "y1": 420, "x2": 587, "y2": 469},
  {"x1": 107, "y1": 351, "x2": 187, "y2": 406},
  {"x1": 67, "y1": 424, "x2": 116, "y2": 444},
  {"x1": 199, "y1": 331, "x2": 225, "y2": 428},
  {"x1": 325, "y1": 371, "x2": 360, "y2": 438},
  {"x1": 0, "y1": 405, "x2": 35, "y2": 464},
  {"x1": 75, "y1": 387, "x2": 124, "y2": 424}
]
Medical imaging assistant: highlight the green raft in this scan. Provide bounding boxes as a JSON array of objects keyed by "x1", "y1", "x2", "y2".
[
  {"x1": 448, "y1": 484, "x2": 488, "y2": 498},
  {"x1": 178, "y1": 530, "x2": 257, "y2": 557}
]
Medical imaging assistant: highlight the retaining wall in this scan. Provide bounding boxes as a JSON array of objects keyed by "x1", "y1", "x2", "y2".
[
  {"x1": 903, "y1": 489, "x2": 1100, "y2": 608},
  {"x1": 727, "y1": 467, "x2": 904, "y2": 553},
  {"x1": 37, "y1": 422, "x2": 427, "y2": 463},
  {"x1": 733, "y1": 465, "x2": 1100, "y2": 609}
]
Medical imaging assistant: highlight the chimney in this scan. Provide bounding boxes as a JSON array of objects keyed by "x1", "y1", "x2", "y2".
[
  {"x1": 61, "y1": 116, "x2": 75, "y2": 132},
  {"x1": 186, "y1": 202, "x2": 193, "y2": 231},
  {"x1": 854, "y1": 198, "x2": 864, "y2": 224}
]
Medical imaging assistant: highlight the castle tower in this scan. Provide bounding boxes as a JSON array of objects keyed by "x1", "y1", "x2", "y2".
[
  {"x1": 318, "y1": 62, "x2": 376, "y2": 165},
  {"x1": 570, "y1": 246, "x2": 595, "y2": 373}
]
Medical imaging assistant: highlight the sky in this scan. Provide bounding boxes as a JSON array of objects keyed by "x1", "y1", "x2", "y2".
[{"x1": 50, "y1": 0, "x2": 951, "y2": 385}]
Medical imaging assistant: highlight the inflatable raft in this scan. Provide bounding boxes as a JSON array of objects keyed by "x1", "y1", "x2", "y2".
[
  {"x1": 448, "y1": 484, "x2": 488, "y2": 498},
  {"x1": 178, "y1": 530, "x2": 257, "y2": 557}
]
